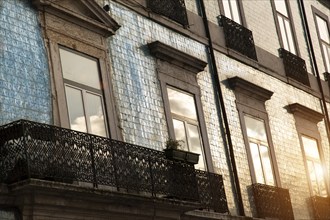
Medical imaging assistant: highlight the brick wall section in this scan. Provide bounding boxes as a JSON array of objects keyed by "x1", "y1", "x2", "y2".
[{"x1": 0, "y1": 0, "x2": 51, "y2": 125}]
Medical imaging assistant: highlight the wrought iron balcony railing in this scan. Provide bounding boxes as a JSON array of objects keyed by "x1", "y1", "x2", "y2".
[
  {"x1": 279, "y1": 48, "x2": 310, "y2": 86},
  {"x1": 218, "y1": 15, "x2": 257, "y2": 61},
  {"x1": 311, "y1": 196, "x2": 330, "y2": 220},
  {"x1": 252, "y1": 183, "x2": 294, "y2": 220},
  {"x1": 0, "y1": 120, "x2": 228, "y2": 213},
  {"x1": 147, "y1": 0, "x2": 188, "y2": 27}
]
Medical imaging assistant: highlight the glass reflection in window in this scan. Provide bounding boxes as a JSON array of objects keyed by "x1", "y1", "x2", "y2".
[
  {"x1": 302, "y1": 136, "x2": 327, "y2": 197},
  {"x1": 315, "y1": 15, "x2": 330, "y2": 72},
  {"x1": 65, "y1": 86, "x2": 87, "y2": 133},
  {"x1": 60, "y1": 48, "x2": 108, "y2": 137},
  {"x1": 274, "y1": 0, "x2": 296, "y2": 54},
  {"x1": 167, "y1": 86, "x2": 205, "y2": 170},
  {"x1": 223, "y1": 0, "x2": 241, "y2": 24},
  {"x1": 244, "y1": 115, "x2": 275, "y2": 185}
]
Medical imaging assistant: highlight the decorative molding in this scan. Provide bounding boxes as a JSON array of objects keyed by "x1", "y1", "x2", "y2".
[
  {"x1": 288, "y1": 103, "x2": 323, "y2": 123},
  {"x1": 148, "y1": 41, "x2": 207, "y2": 73},
  {"x1": 228, "y1": 76, "x2": 273, "y2": 103},
  {"x1": 32, "y1": 0, "x2": 120, "y2": 37}
]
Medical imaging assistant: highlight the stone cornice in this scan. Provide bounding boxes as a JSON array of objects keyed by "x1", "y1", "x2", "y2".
[
  {"x1": 228, "y1": 76, "x2": 273, "y2": 103},
  {"x1": 288, "y1": 103, "x2": 324, "y2": 123},
  {"x1": 148, "y1": 41, "x2": 207, "y2": 73}
]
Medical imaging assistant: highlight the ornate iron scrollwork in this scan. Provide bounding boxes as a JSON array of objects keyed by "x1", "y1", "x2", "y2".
[
  {"x1": 279, "y1": 48, "x2": 310, "y2": 86},
  {"x1": 147, "y1": 0, "x2": 188, "y2": 27},
  {"x1": 219, "y1": 15, "x2": 258, "y2": 61},
  {"x1": 252, "y1": 183, "x2": 294, "y2": 220},
  {"x1": 0, "y1": 120, "x2": 228, "y2": 213}
]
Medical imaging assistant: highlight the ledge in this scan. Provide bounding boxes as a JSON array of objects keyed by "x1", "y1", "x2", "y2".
[
  {"x1": 228, "y1": 76, "x2": 273, "y2": 103},
  {"x1": 287, "y1": 103, "x2": 324, "y2": 123},
  {"x1": 148, "y1": 41, "x2": 207, "y2": 73},
  {"x1": 4, "y1": 179, "x2": 199, "y2": 219}
]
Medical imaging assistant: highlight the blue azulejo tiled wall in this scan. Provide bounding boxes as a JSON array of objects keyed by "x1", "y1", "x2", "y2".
[{"x1": 0, "y1": 0, "x2": 51, "y2": 125}]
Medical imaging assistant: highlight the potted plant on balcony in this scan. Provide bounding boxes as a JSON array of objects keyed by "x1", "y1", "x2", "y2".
[{"x1": 164, "y1": 139, "x2": 199, "y2": 165}]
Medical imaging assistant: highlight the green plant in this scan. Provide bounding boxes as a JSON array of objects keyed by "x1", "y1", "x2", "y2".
[{"x1": 165, "y1": 139, "x2": 184, "y2": 150}]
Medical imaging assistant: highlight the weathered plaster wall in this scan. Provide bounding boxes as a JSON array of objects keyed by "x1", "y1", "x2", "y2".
[{"x1": 0, "y1": 0, "x2": 51, "y2": 125}]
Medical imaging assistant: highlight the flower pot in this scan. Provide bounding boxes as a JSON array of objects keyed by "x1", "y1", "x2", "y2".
[{"x1": 164, "y1": 149, "x2": 199, "y2": 165}]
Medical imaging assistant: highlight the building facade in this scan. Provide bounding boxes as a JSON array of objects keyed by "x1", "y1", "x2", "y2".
[{"x1": 0, "y1": 0, "x2": 329, "y2": 219}]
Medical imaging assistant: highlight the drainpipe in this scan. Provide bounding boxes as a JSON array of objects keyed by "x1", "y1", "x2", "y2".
[
  {"x1": 197, "y1": 0, "x2": 245, "y2": 216},
  {"x1": 297, "y1": 0, "x2": 330, "y2": 146}
]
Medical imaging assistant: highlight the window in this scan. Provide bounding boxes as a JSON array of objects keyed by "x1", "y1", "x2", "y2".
[
  {"x1": 148, "y1": 41, "x2": 212, "y2": 171},
  {"x1": 33, "y1": 0, "x2": 121, "y2": 139},
  {"x1": 288, "y1": 103, "x2": 329, "y2": 197},
  {"x1": 272, "y1": 0, "x2": 297, "y2": 54},
  {"x1": 228, "y1": 76, "x2": 280, "y2": 186},
  {"x1": 222, "y1": 0, "x2": 242, "y2": 24},
  {"x1": 219, "y1": 0, "x2": 243, "y2": 24},
  {"x1": 314, "y1": 13, "x2": 330, "y2": 72},
  {"x1": 59, "y1": 48, "x2": 108, "y2": 137},
  {"x1": 167, "y1": 86, "x2": 205, "y2": 169},
  {"x1": 302, "y1": 136, "x2": 327, "y2": 197},
  {"x1": 244, "y1": 115, "x2": 275, "y2": 185}
]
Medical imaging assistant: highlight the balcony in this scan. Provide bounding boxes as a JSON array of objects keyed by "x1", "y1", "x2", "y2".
[
  {"x1": 218, "y1": 15, "x2": 258, "y2": 61},
  {"x1": 251, "y1": 183, "x2": 294, "y2": 220},
  {"x1": 0, "y1": 120, "x2": 228, "y2": 213},
  {"x1": 279, "y1": 48, "x2": 310, "y2": 86},
  {"x1": 311, "y1": 196, "x2": 330, "y2": 220},
  {"x1": 147, "y1": 0, "x2": 188, "y2": 27}
]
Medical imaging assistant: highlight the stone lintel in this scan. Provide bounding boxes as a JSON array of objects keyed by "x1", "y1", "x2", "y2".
[{"x1": 148, "y1": 41, "x2": 208, "y2": 73}]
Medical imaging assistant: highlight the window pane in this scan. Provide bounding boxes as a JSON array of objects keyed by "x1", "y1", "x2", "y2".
[
  {"x1": 244, "y1": 115, "x2": 267, "y2": 142},
  {"x1": 172, "y1": 119, "x2": 188, "y2": 151},
  {"x1": 223, "y1": 0, "x2": 232, "y2": 20},
  {"x1": 284, "y1": 19, "x2": 296, "y2": 54},
  {"x1": 260, "y1": 145, "x2": 275, "y2": 185},
  {"x1": 60, "y1": 48, "x2": 101, "y2": 89},
  {"x1": 85, "y1": 93, "x2": 107, "y2": 137},
  {"x1": 278, "y1": 16, "x2": 289, "y2": 51},
  {"x1": 250, "y1": 142, "x2": 265, "y2": 184},
  {"x1": 302, "y1": 136, "x2": 320, "y2": 159},
  {"x1": 65, "y1": 86, "x2": 87, "y2": 133},
  {"x1": 230, "y1": 0, "x2": 241, "y2": 24},
  {"x1": 322, "y1": 43, "x2": 330, "y2": 72},
  {"x1": 316, "y1": 16, "x2": 330, "y2": 43},
  {"x1": 167, "y1": 87, "x2": 197, "y2": 120},
  {"x1": 274, "y1": 0, "x2": 288, "y2": 17},
  {"x1": 187, "y1": 124, "x2": 204, "y2": 170},
  {"x1": 314, "y1": 162, "x2": 328, "y2": 197},
  {"x1": 307, "y1": 160, "x2": 320, "y2": 196}
]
